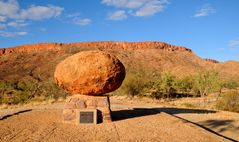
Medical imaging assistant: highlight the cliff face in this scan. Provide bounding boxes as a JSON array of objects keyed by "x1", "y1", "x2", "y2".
[
  {"x1": 0, "y1": 41, "x2": 192, "y2": 56},
  {"x1": 204, "y1": 58, "x2": 219, "y2": 63},
  {"x1": 69, "y1": 42, "x2": 192, "y2": 52},
  {"x1": 0, "y1": 43, "x2": 64, "y2": 55}
]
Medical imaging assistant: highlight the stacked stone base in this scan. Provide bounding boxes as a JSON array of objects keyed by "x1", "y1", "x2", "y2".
[{"x1": 62, "y1": 95, "x2": 112, "y2": 124}]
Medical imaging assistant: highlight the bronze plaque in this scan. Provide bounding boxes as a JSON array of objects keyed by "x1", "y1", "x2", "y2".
[{"x1": 80, "y1": 111, "x2": 94, "y2": 123}]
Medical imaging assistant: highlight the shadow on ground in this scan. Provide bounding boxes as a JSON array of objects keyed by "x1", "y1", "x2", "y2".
[
  {"x1": 199, "y1": 119, "x2": 239, "y2": 133},
  {"x1": 112, "y1": 107, "x2": 216, "y2": 121},
  {"x1": 0, "y1": 109, "x2": 32, "y2": 120},
  {"x1": 112, "y1": 108, "x2": 237, "y2": 142}
]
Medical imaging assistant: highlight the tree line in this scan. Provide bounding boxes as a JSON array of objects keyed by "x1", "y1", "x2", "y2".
[{"x1": 117, "y1": 70, "x2": 238, "y2": 99}]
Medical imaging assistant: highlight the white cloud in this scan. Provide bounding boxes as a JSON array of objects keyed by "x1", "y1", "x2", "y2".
[
  {"x1": 109, "y1": 10, "x2": 127, "y2": 20},
  {"x1": 68, "y1": 13, "x2": 92, "y2": 26},
  {"x1": 7, "y1": 22, "x2": 18, "y2": 27},
  {"x1": 16, "y1": 31, "x2": 27, "y2": 35},
  {"x1": 134, "y1": 0, "x2": 169, "y2": 17},
  {"x1": 229, "y1": 38, "x2": 239, "y2": 47},
  {"x1": 127, "y1": 0, "x2": 146, "y2": 9},
  {"x1": 0, "y1": 0, "x2": 64, "y2": 21},
  {"x1": 18, "y1": 5, "x2": 63, "y2": 20},
  {"x1": 0, "y1": 31, "x2": 28, "y2": 37},
  {"x1": 0, "y1": 0, "x2": 63, "y2": 37},
  {"x1": 102, "y1": 0, "x2": 169, "y2": 19},
  {"x1": 194, "y1": 4, "x2": 215, "y2": 17},
  {"x1": 102, "y1": 0, "x2": 146, "y2": 9},
  {"x1": 0, "y1": 16, "x2": 6, "y2": 22},
  {"x1": 0, "y1": 0, "x2": 19, "y2": 19},
  {"x1": 7, "y1": 21, "x2": 28, "y2": 27},
  {"x1": 72, "y1": 18, "x2": 91, "y2": 26}
]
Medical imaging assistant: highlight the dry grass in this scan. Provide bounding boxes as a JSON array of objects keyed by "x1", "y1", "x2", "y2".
[
  {"x1": 216, "y1": 90, "x2": 239, "y2": 112},
  {"x1": 0, "y1": 98, "x2": 63, "y2": 110}
]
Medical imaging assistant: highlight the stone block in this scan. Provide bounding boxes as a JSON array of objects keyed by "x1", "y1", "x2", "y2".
[
  {"x1": 75, "y1": 100, "x2": 86, "y2": 109},
  {"x1": 63, "y1": 95, "x2": 112, "y2": 124},
  {"x1": 85, "y1": 100, "x2": 97, "y2": 108},
  {"x1": 64, "y1": 102, "x2": 76, "y2": 109},
  {"x1": 62, "y1": 109, "x2": 76, "y2": 123}
]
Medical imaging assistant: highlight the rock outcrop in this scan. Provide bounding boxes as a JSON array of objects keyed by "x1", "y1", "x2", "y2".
[
  {"x1": 0, "y1": 43, "x2": 64, "y2": 55},
  {"x1": 54, "y1": 51, "x2": 125, "y2": 95},
  {"x1": 204, "y1": 58, "x2": 219, "y2": 63},
  {"x1": 0, "y1": 41, "x2": 192, "y2": 56},
  {"x1": 69, "y1": 41, "x2": 192, "y2": 52}
]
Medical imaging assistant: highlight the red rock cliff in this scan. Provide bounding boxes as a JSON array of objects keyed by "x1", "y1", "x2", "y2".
[
  {"x1": 204, "y1": 58, "x2": 219, "y2": 63},
  {"x1": 0, "y1": 41, "x2": 192, "y2": 56}
]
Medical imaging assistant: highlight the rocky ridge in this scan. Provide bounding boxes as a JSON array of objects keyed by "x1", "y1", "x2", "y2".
[
  {"x1": 203, "y1": 58, "x2": 219, "y2": 63},
  {"x1": 0, "y1": 41, "x2": 192, "y2": 56}
]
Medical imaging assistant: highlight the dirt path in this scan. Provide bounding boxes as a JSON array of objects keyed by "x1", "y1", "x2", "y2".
[
  {"x1": 0, "y1": 98, "x2": 238, "y2": 142},
  {"x1": 111, "y1": 97, "x2": 239, "y2": 142},
  {"x1": 0, "y1": 109, "x2": 229, "y2": 142},
  {"x1": 176, "y1": 111, "x2": 239, "y2": 141}
]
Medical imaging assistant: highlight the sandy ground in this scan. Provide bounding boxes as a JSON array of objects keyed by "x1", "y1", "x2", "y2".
[
  {"x1": 175, "y1": 111, "x2": 239, "y2": 142},
  {"x1": 111, "y1": 96, "x2": 239, "y2": 142},
  {"x1": 0, "y1": 97, "x2": 238, "y2": 142}
]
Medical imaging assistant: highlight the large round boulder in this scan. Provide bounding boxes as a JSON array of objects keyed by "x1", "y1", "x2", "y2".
[{"x1": 54, "y1": 51, "x2": 125, "y2": 95}]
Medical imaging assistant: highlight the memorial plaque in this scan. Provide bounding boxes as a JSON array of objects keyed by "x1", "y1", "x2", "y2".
[
  {"x1": 80, "y1": 112, "x2": 94, "y2": 123},
  {"x1": 77, "y1": 109, "x2": 97, "y2": 124}
]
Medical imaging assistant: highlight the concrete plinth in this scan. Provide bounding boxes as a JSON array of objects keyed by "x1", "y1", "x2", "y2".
[{"x1": 62, "y1": 95, "x2": 112, "y2": 124}]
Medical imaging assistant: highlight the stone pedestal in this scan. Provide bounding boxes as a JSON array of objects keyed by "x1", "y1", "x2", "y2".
[{"x1": 62, "y1": 95, "x2": 112, "y2": 124}]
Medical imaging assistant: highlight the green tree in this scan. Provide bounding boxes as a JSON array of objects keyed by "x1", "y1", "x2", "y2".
[
  {"x1": 222, "y1": 79, "x2": 238, "y2": 90},
  {"x1": 175, "y1": 76, "x2": 194, "y2": 97},
  {"x1": 159, "y1": 72, "x2": 176, "y2": 98},
  {"x1": 193, "y1": 70, "x2": 221, "y2": 98},
  {"x1": 216, "y1": 79, "x2": 238, "y2": 99},
  {"x1": 117, "y1": 72, "x2": 146, "y2": 97}
]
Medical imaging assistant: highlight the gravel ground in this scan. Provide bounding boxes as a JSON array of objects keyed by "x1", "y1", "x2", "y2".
[
  {"x1": 176, "y1": 111, "x2": 239, "y2": 141},
  {"x1": 0, "y1": 109, "x2": 229, "y2": 142},
  {"x1": 0, "y1": 97, "x2": 238, "y2": 142}
]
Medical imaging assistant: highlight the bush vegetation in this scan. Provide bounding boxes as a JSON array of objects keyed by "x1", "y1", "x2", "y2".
[
  {"x1": 0, "y1": 79, "x2": 67, "y2": 105},
  {"x1": 115, "y1": 69, "x2": 239, "y2": 112},
  {"x1": 216, "y1": 90, "x2": 239, "y2": 112},
  {"x1": 117, "y1": 70, "x2": 150, "y2": 97},
  {"x1": 192, "y1": 71, "x2": 221, "y2": 98},
  {"x1": 117, "y1": 70, "x2": 238, "y2": 98}
]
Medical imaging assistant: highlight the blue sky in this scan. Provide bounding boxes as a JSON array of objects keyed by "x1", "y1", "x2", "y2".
[{"x1": 0, "y1": 0, "x2": 239, "y2": 62}]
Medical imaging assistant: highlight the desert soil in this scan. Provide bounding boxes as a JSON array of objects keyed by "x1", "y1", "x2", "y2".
[{"x1": 0, "y1": 97, "x2": 238, "y2": 142}]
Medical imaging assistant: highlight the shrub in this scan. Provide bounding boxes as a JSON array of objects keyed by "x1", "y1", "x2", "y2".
[
  {"x1": 117, "y1": 72, "x2": 146, "y2": 97},
  {"x1": 1, "y1": 91, "x2": 30, "y2": 105},
  {"x1": 144, "y1": 79, "x2": 163, "y2": 99},
  {"x1": 216, "y1": 90, "x2": 239, "y2": 112},
  {"x1": 38, "y1": 79, "x2": 67, "y2": 99},
  {"x1": 67, "y1": 46, "x2": 91, "y2": 54},
  {"x1": 0, "y1": 79, "x2": 68, "y2": 105},
  {"x1": 222, "y1": 79, "x2": 238, "y2": 90},
  {"x1": 193, "y1": 70, "x2": 221, "y2": 98},
  {"x1": 175, "y1": 76, "x2": 194, "y2": 96},
  {"x1": 159, "y1": 71, "x2": 177, "y2": 98}
]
